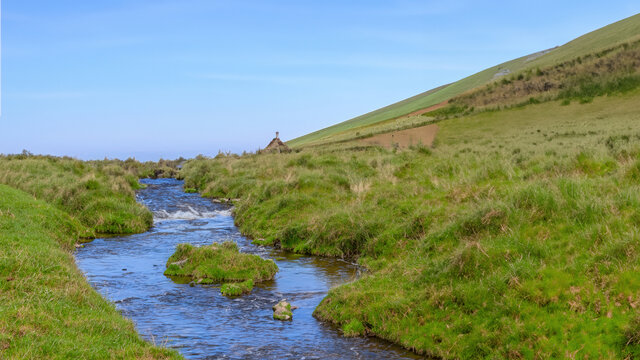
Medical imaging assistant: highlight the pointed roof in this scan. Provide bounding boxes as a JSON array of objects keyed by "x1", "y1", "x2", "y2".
[{"x1": 262, "y1": 132, "x2": 291, "y2": 153}]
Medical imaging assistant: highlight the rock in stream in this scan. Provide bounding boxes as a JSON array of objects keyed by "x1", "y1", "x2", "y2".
[{"x1": 273, "y1": 299, "x2": 294, "y2": 321}]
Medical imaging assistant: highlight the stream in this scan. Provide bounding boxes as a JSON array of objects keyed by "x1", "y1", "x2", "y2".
[{"x1": 75, "y1": 178, "x2": 422, "y2": 359}]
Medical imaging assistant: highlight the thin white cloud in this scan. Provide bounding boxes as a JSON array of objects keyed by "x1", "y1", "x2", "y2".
[
  {"x1": 363, "y1": 0, "x2": 470, "y2": 17},
  {"x1": 9, "y1": 91, "x2": 90, "y2": 99},
  {"x1": 254, "y1": 54, "x2": 475, "y2": 72},
  {"x1": 319, "y1": 56, "x2": 474, "y2": 71},
  {"x1": 344, "y1": 26, "x2": 436, "y2": 47},
  {"x1": 180, "y1": 52, "x2": 475, "y2": 72},
  {"x1": 195, "y1": 73, "x2": 341, "y2": 85}
]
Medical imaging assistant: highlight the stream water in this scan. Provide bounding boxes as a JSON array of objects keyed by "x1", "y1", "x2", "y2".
[{"x1": 75, "y1": 179, "x2": 422, "y2": 359}]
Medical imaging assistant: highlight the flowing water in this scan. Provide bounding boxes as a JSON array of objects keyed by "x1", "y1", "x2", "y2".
[{"x1": 75, "y1": 179, "x2": 422, "y2": 360}]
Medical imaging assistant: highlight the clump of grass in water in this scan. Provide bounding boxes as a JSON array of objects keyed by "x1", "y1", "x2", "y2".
[
  {"x1": 221, "y1": 279, "x2": 254, "y2": 296},
  {"x1": 164, "y1": 241, "x2": 278, "y2": 296}
]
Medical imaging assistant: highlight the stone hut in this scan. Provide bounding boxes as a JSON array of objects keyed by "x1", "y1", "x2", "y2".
[{"x1": 262, "y1": 132, "x2": 291, "y2": 153}]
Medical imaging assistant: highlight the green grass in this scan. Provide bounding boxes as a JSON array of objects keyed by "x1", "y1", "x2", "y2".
[
  {"x1": 342, "y1": 319, "x2": 366, "y2": 337},
  {"x1": 181, "y1": 89, "x2": 640, "y2": 358},
  {"x1": 221, "y1": 280, "x2": 254, "y2": 297},
  {"x1": 288, "y1": 13, "x2": 640, "y2": 147},
  {"x1": 436, "y1": 39, "x2": 640, "y2": 116},
  {"x1": 0, "y1": 184, "x2": 181, "y2": 359},
  {"x1": 0, "y1": 156, "x2": 152, "y2": 235},
  {"x1": 89, "y1": 157, "x2": 185, "y2": 180},
  {"x1": 164, "y1": 242, "x2": 278, "y2": 290}
]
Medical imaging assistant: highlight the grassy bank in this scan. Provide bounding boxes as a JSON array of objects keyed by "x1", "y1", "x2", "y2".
[
  {"x1": 89, "y1": 157, "x2": 185, "y2": 180},
  {"x1": 0, "y1": 184, "x2": 180, "y2": 359},
  {"x1": 0, "y1": 155, "x2": 153, "y2": 234},
  {"x1": 182, "y1": 90, "x2": 640, "y2": 358}
]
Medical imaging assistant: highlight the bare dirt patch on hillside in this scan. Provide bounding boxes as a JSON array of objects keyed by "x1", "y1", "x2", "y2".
[
  {"x1": 361, "y1": 124, "x2": 438, "y2": 149},
  {"x1": 403, "y1": 101, "x2": 448, "y2": 117}
]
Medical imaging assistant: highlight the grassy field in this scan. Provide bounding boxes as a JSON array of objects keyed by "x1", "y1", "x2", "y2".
[
  {"x1": 182, "y1": 88, "x2": 640, "y2": 358},
  {"x1": 0, "y1": 184, "x2": 181, "y2": 359},
  {"x1": 288, "y1": 13, "x2": 640, "y2": 148}
]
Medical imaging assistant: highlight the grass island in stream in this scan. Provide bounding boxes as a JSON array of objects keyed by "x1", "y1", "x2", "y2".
[{"x1": 164, "y1": 241, "x2": 279, "y2": 296}]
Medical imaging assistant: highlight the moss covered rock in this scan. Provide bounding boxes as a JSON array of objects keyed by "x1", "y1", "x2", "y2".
[{"x1": 273, "y1": 300, "x2": 293, "y2": 321}]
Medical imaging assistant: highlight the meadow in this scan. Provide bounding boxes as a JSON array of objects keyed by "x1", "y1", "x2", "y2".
[{"x1": 181, "y1": 89, "x2": 640, "y2": 358}]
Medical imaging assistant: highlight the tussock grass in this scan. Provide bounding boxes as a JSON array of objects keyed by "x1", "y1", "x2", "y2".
[
  {"x1": 221, "y1": 280, "x2": 254, "y2": 296},
  {"x1": 164, "y1": 242, "x2": 278, "y2": 290},
  {"x1": 91, "y1": 157, "x2": 185, "y2": 179},
  {"x1": 182, "y1": 90, "x2": 640, "y2": 358},
  {"x1": 0, "y1": 155, "x2": 153, "y2": 234},
  {"x1": 0, "y1": 185, "x2": 180, "y2": 359},
  {"x1": 443, "y1": 39, "x2": 640, "y2": 115}
]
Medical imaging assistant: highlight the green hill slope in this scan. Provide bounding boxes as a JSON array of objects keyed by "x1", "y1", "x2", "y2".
[{"x1": 288, "y1": 13, "x2": 640, "y2": 147}]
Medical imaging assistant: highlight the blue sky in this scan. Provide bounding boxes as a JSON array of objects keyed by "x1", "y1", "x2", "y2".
[{"x1": 2, "y1": 1, "x2": 639, "y2": 160}]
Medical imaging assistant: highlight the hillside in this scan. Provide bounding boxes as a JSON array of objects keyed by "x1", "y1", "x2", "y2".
[{"x1": 288, "y1": 13, "x2": 640, "y2": 147}]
